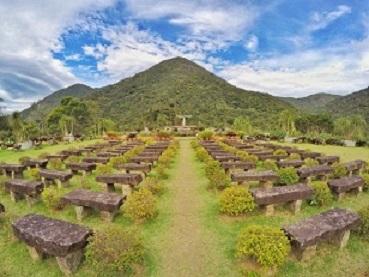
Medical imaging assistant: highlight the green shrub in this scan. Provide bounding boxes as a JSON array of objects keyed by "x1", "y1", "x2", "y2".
[
  {"x1": 158, "y1": 154, "x2": 172, "y2": 168},
  {"x1": 141, "y1": 177, "x2": 165, "y2": 195},
  {"x1": 48, "y1": 158, "x2": 64, "y2": 170},
  {"x1": 356, "y1": 205, "x2": 369, "y2": 239},
  {"x1": 23, "y1": 168, "x2": 40, "y2": 181},
  {"x1": 261, "y1": 159, "x2": 278, "y2": 171},
  {"x1": 122, "y1": 188, "x2": 157, "y2": 222},
  {"x1": 237, "y1": 151, "x2": 258, "y2": 163},
  {"x1": 195, "y1": 148, "x2": 210, "y2": 162},
  {"x1": 109, "y1": 156, "x2": 127, "y2": 169},
  {"x1": 236, "y1": 225, "x2": 290, "y2": 268},
  {"x1": 278, "y1": 167, "x2": 299, "y2": 185},
  {"x1": 65, "y1": 155, "x2": 81, "y2": 164},
  {"x1": 219, "y1": 186, "x2": 255, "y2": 216},
  {"x1": 361, "y1": 173, "x2": 369, "y2": 191},
  {"x1": 304, "y1": 158, "x2": 319, "y2": 168},
  {"x1": 96, "y1": 164, "x2": 114, "y2": 176},
  {"x1": 155, "y1": 164, "x2": 168, "y2": 179},
  {"x1": 273, "y1": 149, "x2": 287, "y2": 156},
  {"x1": 85, "y1": 225, "x2": 144, "y2": 275},
  {"x1": 198, "y1": 130, "x2": 214, "y2": 140},
  {"x1": 287, "y1": 153, "x2": 301, "y2": 160},
  {"x1": 208, "y1": 169, "x2": 231, "y2": 190},
  {"x1": 18, "y1": 156, "x2": 31, "y2": 165},
  {"x1": 332, "y1": 162, "x2": 348, "y2": 178},
  {"x1": 0, "y1": 175, "x2": 8, "y2": 194},
  {"x1": 309, "y1": 181, "x2": 333, "y2": 206},
  {"x1": 41, "y1": 186, "x2": 64, "y2": 210},
  {"x1": 205, "y1": 160, "x2": 221, "y2": 179}
]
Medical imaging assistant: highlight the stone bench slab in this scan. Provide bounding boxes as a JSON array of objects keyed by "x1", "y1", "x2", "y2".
[
  {"x1": 297, "y1": 165, "x2": 332, "y2": 178},
  {"x1": 82, "y1": 157, "x2": 110, "y2": 164},
  {"x1": 39, "y1": 169, "x2": 73, "y2": 182},
  {"x1": 231, "y1": 170, "x2": 279, "y2": 183},
  {"x1": 96, "y1": 174, "x2": 143, "y2": 186},
  {"x1": 277, "y1": 160, "x2": 304, "y2": 168},
  {"x1": 5, "y1": 179, "x2": 43, "y2": 196},
  {"x1": 328, "y1": 176, "x2": 364, "y2": 194}
]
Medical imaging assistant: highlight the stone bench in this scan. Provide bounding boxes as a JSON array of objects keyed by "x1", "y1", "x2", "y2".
[
  {"x1": 82, "y1": 157, "x2": 110, "y2": 164},
  {"x1": 301, "y1": 151, "x2": 322, "y2": 159},
  {"x1": 12, "y1": 214, "x2": 92, "y2": 275},
  {"x1": 277, "y1": 160, "x2": 304, "y2": 168},
  {"x1": 213, "y1": 154, "x2": 240, "y2": 162},
  {"x1": 96, "y1": 152, "x2": 120, "y2": 158},
  {"x1": 5, "y1": 179, "x2": 43, "y2": 206},
  {"x1": 316, "y1": 156, "x2": 340, "y2": 165},
  {"x1": 23, "y1": 159, "x2": 48, "y2": 169},
  {"x1": 328, "y1": 176, "x2": 364, "y2": 199},
  {"x1": 60, "y1": 149, "x2": 81, "y2": 156},
  {"x1": 39, "y1": 169, "x2": 73, "y2": 188},
  {"x1": 118, "y1": 163, "x2": 152, "y2": 176},
  {"x1": 0, "y1": 164, "x2": 26, "y2": 179},
  {"x1": 138, "y1": 152, "x2": 161, "y2": 158},
  {"x1": 66, "y1": 163, "x2": 96, "y2": 176},
  {"x1": 283, "y1": 208, "x2": 360, "y2": 261},
  {"x1": 62, "y1": 189, "x2": 124, "y2": 222},
  {"x1": 0, "y1": 203, "x2": 4, "y2": 214},
  {"x1": 221, "y1": 161, "x2": 255, "y2": 174},
  {"x1": 231, "y1": 170, "x2": 279, "y2": 188},
  {"x1": 297, "y1": 165, "x2": 333, "y2": 183},
  {"x1": 47, "y1": 154, "x2": 68, "y2": 161},
  {"x1": 258, "y1": 154, "x2": 288, "y2": 161},
  {"x1": 130, "y1": 156, "x2": 158, "y2": 164},
  {"x1": 108, "y1": 149, "x2": 127, "y2": 155},
  {"x1": 96, "y1": 174, "x2": 143, "y2": 196},
  {"x1": 251, "y1": 183, "x2": 313, "y2": 215},
  {"x1": 344, "y1": 160, "x2": 367, "y2": 176}
]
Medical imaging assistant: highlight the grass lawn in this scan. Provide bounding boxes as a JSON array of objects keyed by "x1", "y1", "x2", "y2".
[
  {"x1": 280, "y1": 142, "x2": 369, "y2": 163},
  {"x1": 0, "y1": 140, "x2": 102, "y2": 163},
  {"x1": 0, "y1": 140, "x2": 178, "y2": 277}
]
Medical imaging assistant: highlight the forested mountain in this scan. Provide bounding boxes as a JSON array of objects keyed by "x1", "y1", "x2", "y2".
[
  {"x1": 280, "y1": 93, "x2": 341, "y2": 113},
  {"x1": 22, "y1": 84, "x2": 94, "y2": 121}
]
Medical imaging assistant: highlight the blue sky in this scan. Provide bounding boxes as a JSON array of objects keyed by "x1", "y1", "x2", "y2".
[{"x1": 1, "y1": 0, "x2": 369, "y2": 112}]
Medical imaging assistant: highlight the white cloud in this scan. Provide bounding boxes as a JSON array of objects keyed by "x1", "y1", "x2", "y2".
[
  {"x1": 244, "y1": 35, "x2": 259, "y2": 51},
  {"x1": 219, "y1": 39, "x2": 369, "y2": 97},
  {"x1": 308, "y1": 5, "x2": 351, "y2": 32},
  {"x1": 0, "y1": 0, "x2": 116, "y2": 112}
]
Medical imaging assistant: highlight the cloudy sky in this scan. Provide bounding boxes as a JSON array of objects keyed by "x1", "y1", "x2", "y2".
[{"x1": 1, "y1": 0, "x2": 369, "y2": 113}]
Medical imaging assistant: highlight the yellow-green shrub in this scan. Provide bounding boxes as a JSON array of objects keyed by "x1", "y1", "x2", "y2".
[
  {"x1": 332, "y1": 162, "x2": 348, "y2": 178},
  {"x1": 41, "y1": 186, "x2": 64, "y2": 210},
  {"x1": 48, "y1": 158, "x2": 64, "y2": 170},
  {"x1": 85, "y1": 225, "x2": 144, "y2": 275},
  {"x1": 304, "y1": 158, "x2": 319, "y2": 168},
  {"x1": 122, "y1": 188, "x2": 157, "y2": 222},
  {"x1": 219, "y1": 186, "x2": 255, "y2": 216},
  {"x1": 18, "y1": 156, "x2": 31, "y2": 165},
  {"x1": 24, "y1": 168, "x2": 40, "y2": 181},
  {"x1": 96, "y1": 164, "x2": 114, "y2": 176},
  {"x1": 141, "y1": 177, "x2": 165, "y2": 195},
  {"x1": 261, "y1": 159, "x2": 278, "y2": 171},
  {"x1": 273, "y1": 149, "x2": 287, "y2": 156},
  {"x1": 356, "y1": 205, "x2": 369, "y2": 240},
  {"x1": 287, "y1": 153, "x2": 301, "y2": 160},
  {"x1": 236, "y1": 225, "x2": 290, "y2": 268},
  {"x1": 361, "y1": 173, "x2": 369, "y2": 191},
  {"x1": 65, "y1": 155, "x2": 81, "y2": 164},
  {"x1": 309, "y1": 181, "x2": 333, "y2": 206},
  {"x1": 208, "y1": 169, "x2": 231, "y2": 190},
  {"x1": 278, "y1": 167, "x2": 299, "y2": 185}
]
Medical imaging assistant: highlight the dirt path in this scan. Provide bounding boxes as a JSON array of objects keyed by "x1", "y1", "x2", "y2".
[{"x1": 155, "y1": 138, "x2": 236, "y2": 277}]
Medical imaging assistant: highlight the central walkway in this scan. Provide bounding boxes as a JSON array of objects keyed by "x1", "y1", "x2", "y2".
[{"x1": 155, "y1": 138, "x2": 236, "y2": 277}]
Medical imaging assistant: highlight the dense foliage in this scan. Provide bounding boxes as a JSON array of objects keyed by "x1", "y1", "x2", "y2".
[
  {"x1": 122, "y1": 188, "x2": 157, "y2": 222},
  {"x1": 219, "y1": 186, "x2": 255, "y2": 216}
]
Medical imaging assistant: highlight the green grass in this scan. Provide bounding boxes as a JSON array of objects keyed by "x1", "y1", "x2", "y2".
[
  {"x1": 280, "y1": 142, "x2": 369, "y2": 163},
  {"x1": 0, "y1": 140, "x2": 178, "y2": 277},
  {"x1": 0, "y1": 140, "x2": 102, "y2": 163},
  {"x1": 195, "y1": 142, "x2": 369, "y2": 277}
]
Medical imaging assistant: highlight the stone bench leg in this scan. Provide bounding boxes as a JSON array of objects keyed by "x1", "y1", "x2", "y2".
[
  {"x1": 122, "y1": 184, "x2": 132, "y2": 197},
  {"x1": 10, "y1": 191, "x2": 22, "y2": 202},
  {"x1": 75, "y1": 206, "x2": 92, "y2": 221},
  {"x1": 337, "y1": 192, "x2": 345, "y2": 200},
  {"x1": 11, "y1": 171, "x2": 15, "y2": 179},
  {"x1": 294, "y1": 244, "x2": 317, "y2": 261},
  {"x1": 262, "y1": 204, "x2": 274, "y2": 216},
  {"x1": 105, "y1": 183, "x2": 115, "y2": 192},
  {"x1": 357, "y1": 186, "x2": 363, "y2": 193},
  {"x1": 25, "y1": 195, "x2": 39, "y2": 207},
  {"x1": 289, "y1": 199, "x2": 302, "y2": 214},
  {"x1": 332, "y1": 230, "x2": 351, "y2": 249},
  {"x1": 56, "y1": 249, "x2": 84, "y2": 275},
  {"x1": 260, "y1": 180, "x2": 273, "y2": 188},
  {"x1": 27, "y1": 246, "x2": 47, "y2": 261},
  {"x1": 100, "y1": 210, "x2": 117, "y2": 222}
]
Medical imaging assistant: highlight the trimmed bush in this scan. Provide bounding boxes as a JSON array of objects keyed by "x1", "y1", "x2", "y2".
[
  {"x1": 278, "y1": 167, "x2": 299, "y2": 185},
  {"x1": 96, "y1": 164, "x2": 114, "y2": 176},
  {"x1": 208, "y1": 169, "x2": 231, "y2": 190},
  {"x1": 356, "y1": 205, "x2": 369, "y2": 239},
  {"x1": 41, "y1": 186, "x2": 64, "y2": 210},
  {"x1": 18, "y1": 156, "x2": 31, "y2": 165},
  {"x1": 236, "y1": 225, "x2": 290, "y2": 268},
  {"x1": 86, "y1": 226, "x2": 144, "y2": 275},
  {"x1": 261, "y1": 159, "x2": 278, "y2": 171},
  {"x1": 219, "y1": 186, "x2": 255, "y2": 216},
  {"x1": 65, "y1": 155, "x2": 81, "y2": 164},
  {"x1": 237, "y1": 151, "x2": 258, "y2": 163},
  {"x1": 0, "y1": 175, "x2": 8, "y2": 194},
  {"x1": 204, "y1": 160, "x2": 221, "y2": 179},
  {"x1": 309, "y1": 181, "x2": 333, "y2": 206},
  {"x1": 155, "y1": 164, "x2": 168, "y2": 179},
  {"x1": 287, "y1": 153, "x2": 301, "y2": 160},
  {"x1": 141, "y1": 177, "x2": 165, "y2": 195},
  {"x1": 122, "y1": 188, "x2": 157, "y2": 222},
  {"x1": 273, "y1": 149, "x2": 287, "y2": 156},
  {"x1": 48, "y1": 158, "x2": 64, "y2": 170},
  {"x1": 38, "y1": 152, "x2": 50, "y2": 159},
  {"x1": 304, "y1": 158, "x2": 319, "y2": 168},
  {"x1": 109, "y1": 156, "x2": 127, "y2": 169},
  {"x1": 23, "y1": 168, "x2": 40, "y2": 181},
  {"x1": 361, "y1": 173, "x2": 369, "y2": 191},
  {"x1": 195, "y1": 148, "x2": 210, "y2": 162},
  {"x1": 198, "y1": 130, "x2": 214, "y2": 140},
  {"x1": 332, "y1": 162, "x2": 348, "y2": 178}
]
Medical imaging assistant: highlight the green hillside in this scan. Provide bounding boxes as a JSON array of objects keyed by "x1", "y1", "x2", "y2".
[
  {"x1": 22, "y1": 84, "x2": 93, "y2": 120},
  {"x1": 87, "y1": 57, "x2": 294, "y2": 129},
  {"x1": 325, "y1": 87, "x2": 369, "y2": 121},
  {"x1": 280, "y1": 93, "x2": 341, "y2": 113}
]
